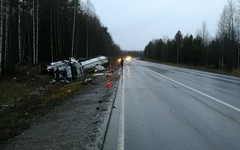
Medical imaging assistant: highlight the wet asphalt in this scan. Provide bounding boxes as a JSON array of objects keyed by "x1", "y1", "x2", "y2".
[{"x1": 103, "y1": 58, "x2": 240, "y2": 150}]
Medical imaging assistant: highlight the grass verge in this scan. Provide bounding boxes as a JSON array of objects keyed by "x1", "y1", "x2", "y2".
[{"x1": 0, "y1": 69, "x2": 93, "y2": 144}]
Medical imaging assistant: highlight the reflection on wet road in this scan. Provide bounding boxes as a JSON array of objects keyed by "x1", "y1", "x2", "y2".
[{"x1": 104, "y1": 58, "x2": 240, "y2": 150}]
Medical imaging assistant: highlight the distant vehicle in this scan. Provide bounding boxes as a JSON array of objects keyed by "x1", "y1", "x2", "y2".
[{"x1": 125, "y1": 56, "x2": 132, "y2": 61}]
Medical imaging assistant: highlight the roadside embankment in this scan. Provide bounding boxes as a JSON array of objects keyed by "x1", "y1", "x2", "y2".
[{"x1": 0, "y1": 63, "x2": 120, "y2": 149}]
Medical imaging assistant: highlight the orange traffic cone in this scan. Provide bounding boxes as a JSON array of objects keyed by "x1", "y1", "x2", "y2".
[
  {"x1": 106, "y1": 76, "x2": 112, "y2": 87},
  {"x1": 110, "y1": 64, "x2": 113, "y2": 77}
]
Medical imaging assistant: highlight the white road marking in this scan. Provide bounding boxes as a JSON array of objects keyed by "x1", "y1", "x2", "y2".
[
  {"x1": 142, "y1": 66, "x2": 240, "y2": 113},
  {"x1": 117, "y1": 69, "x2": 125, "y2": 150}
]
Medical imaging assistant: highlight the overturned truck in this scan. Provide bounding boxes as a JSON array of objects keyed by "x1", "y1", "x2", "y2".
[{"x1": 41, "y1": 56, "x2": 109, "y2": 82}]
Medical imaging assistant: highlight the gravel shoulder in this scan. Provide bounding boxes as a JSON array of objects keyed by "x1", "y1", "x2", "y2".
[{"x1": 1, "y1": 71, "x2": 120, "y2": 150}]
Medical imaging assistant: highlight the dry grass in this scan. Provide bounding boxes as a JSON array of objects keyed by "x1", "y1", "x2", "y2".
[
  {"x1": 232, "y1": 69, "x2": 240, "y2": 77},
  {"x1": 0, "y1": 64, "x2": 93, "y2": 144}
]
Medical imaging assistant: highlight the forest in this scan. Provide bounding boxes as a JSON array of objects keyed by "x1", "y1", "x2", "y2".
[
  {"x1": 0, "y1": 0, "x2": 122, "y2": 75},
  {"x1": 144, "y1": 0, "x2": 240, "y2": 71}
]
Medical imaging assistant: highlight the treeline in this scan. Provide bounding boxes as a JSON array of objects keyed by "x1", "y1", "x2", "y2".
[
  {"x1": 144, "y1": 0, "x2": 240, "y2": 71},
  {"x1": 0, "y1": 0, "x2": 121, "y2": 75}
]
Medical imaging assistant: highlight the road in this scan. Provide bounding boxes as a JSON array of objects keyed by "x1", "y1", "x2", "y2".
[{"x1": 103, "y1": 58, "x2": 240, "y2": 150}]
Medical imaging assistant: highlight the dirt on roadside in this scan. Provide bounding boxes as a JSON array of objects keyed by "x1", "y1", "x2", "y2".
[
  {"x1": 0, "y1": 63, "x2": 88, "y2": 144},
  {"x1": 0, "y1": 64, "x2": 120, "y2": 150}
]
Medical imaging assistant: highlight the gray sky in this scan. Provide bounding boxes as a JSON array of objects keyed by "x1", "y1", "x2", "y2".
[{"x1": 87, "y1": 0, "x2": 227, "y2": 50}]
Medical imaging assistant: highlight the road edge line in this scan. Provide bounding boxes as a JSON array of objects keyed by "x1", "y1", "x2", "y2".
[
  {"x1": 117, "y1": 69, "x2": 125, "y2": 150},
  {"x1": 142, "y1": 66, "x2": 240, "y2": 113}
]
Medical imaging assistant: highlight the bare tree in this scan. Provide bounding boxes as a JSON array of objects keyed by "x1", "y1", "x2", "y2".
[
  {"x1": 217, "y1": 0, "x2": 237, "y2": 69},
  {"x1": 201, "y1": 21, "x2": 209, "y2": 46},
  {"x1": 32, "y1": 0, "x2": 39, "y2": 64},
  {"x1": 199, "y1": 21, "x2": 209, "y2": 67},
  {"x1": 36, "y1": 0, "x2": 39, "y2": 64},
  {"x1": 228, "y1": 0, "x2": 236, "y2": 41},
  {"x1": 237, "y1": 0, "x2": 240, "y2": 69},
  {"x1": 50, "y1": 0, "x2": 53, "y2": 62},
  {"x1": 218, "y1": 0, "x2": 236, "y2": 40},
  {"x1": 83, "y1": 0, "x2": 96, "y2": 58},
  {"x1": 86, "y1": 18, "x2": 89, "y2": 58},
  {"x1": 32, "y1": 0, "x2": 35, "y2": 64},
  {"x1": 218, "y1": 6, "x2": 228, "y2": 70},
  {"x1": 21, "y1": 0, "x2": 26, "y2": 62},
  {"x1": 18, "y1": 0, "x2": 22, "y2": 63},
  {"x1": 71, "y1": 0, "x2": 77, "y2": 57},
  {"x1": 4, "y1": 0, "x2": 9, "y2": 68},
  {"x1": 84, "y1": 0, "x2": 96, "y2": 17},
  {"x1": 0, "y1": 0, "x2": 3, "y2": 75}
]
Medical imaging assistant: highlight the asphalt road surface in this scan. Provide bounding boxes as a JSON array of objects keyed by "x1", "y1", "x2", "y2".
[{"x1": 103, "y1": 58, "x2": 240, "y2": 150}]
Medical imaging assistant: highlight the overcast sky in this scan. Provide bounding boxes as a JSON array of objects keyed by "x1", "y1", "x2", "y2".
[{"x1": 86, "y1": 0, "x2": 227, "y2": 50}]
